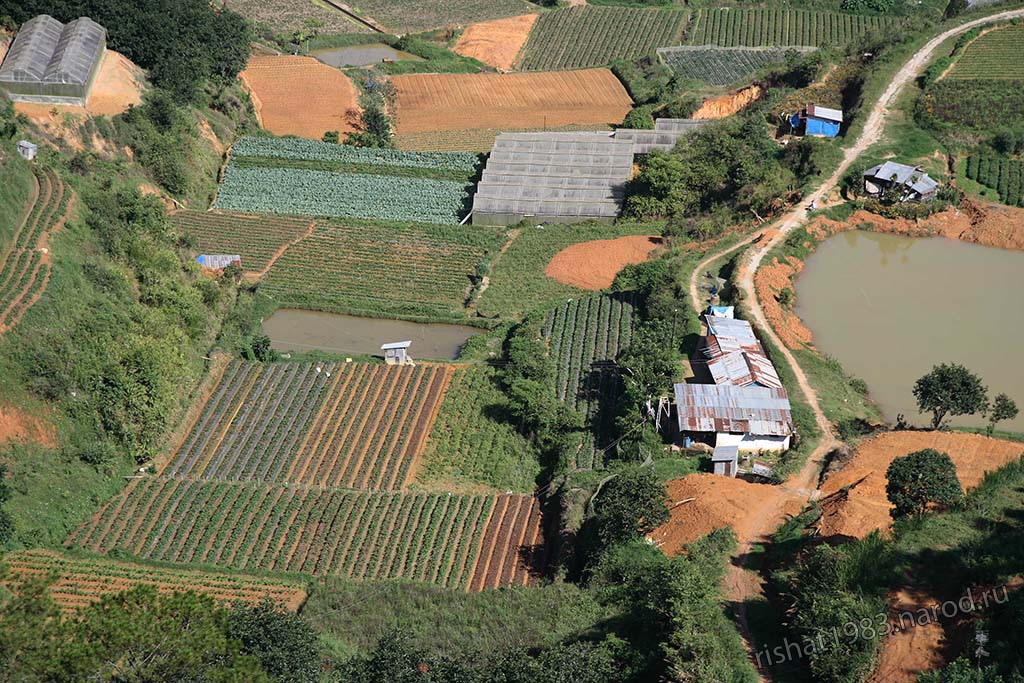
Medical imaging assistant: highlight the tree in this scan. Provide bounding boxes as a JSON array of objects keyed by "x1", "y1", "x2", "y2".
[
  {"x1": 913, "y1": 363, "x2": 989, "y2": 429},
  {"x1": 0, "y1": 464, "x2": 12, "y2": 546},
  {"x1": 987, "y1": 393, "x2": 1018, "y2": 436},
  {"x1": 885, "y1": 449, "x2": 962, "y2": 518},
  {"x1": 321, "y1": 130, "x2": 339, "y2": 144},
  {"x1": 228, "y1": 599, "x2": 320, "y2": 683},
  {"x1": 593, "y1": 466, "x2": 670, "y2": 545}
]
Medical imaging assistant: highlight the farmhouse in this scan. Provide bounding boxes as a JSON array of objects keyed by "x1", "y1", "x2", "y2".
[
  {"x1": 699, "y1": 314, "x2": 782, "y2": 390},
  {"x1": 863, "y1": 161, "x2": 939, "y2": 202},
  {"x1": 788, "y1": 104, "x2": 843, "y2": 137},
  {"x1": 674, "y1": 383, "x2": 795, "y2": 453},
  {"x1": 0, "y1": 15, "x2": 106, "y2": 106}
]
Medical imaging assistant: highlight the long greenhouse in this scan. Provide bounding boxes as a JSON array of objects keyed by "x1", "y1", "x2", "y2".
[{"x1": 0, "y1": 15, "x2": 106, "y2": 106}]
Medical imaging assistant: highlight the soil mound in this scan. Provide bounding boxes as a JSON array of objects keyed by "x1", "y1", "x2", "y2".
[
  {"x1": 545, "y1": 235, "x2": 662, "y2": 290},
  {"x1": 453, "y1": 14, "x2": 538, "y2": 71},
  {"x1": 819, "y1": 431, "x2": 1024, "y2": 539}
]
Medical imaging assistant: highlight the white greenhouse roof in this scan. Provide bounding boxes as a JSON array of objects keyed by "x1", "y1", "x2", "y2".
[{"x1": 0, "y1": 15, "x2": 106, "y2": 86}]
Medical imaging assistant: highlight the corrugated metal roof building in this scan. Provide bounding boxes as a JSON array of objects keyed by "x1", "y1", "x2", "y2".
[
  {"x1": 863, "y1": 161, "x2": 939, "y2": 202},
  {"x1": 699, "y1": 315, "x2": 783, "y2": 390},
  {"x1": 0, "y1": 15, "x2": 106, "y2": 105},
  {"x1": 673, "y1": 383, "x2": 794, "y2": 452}
]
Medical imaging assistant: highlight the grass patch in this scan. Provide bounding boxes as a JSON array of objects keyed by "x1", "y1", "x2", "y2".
[{"x1": 793, "y1": 348, "x2": 883, "y2": 428}]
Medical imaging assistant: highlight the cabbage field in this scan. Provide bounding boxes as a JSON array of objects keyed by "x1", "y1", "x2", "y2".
[
  {"x1": 232, "y1": 137, "x2": 481, "y2": 173},
  {"x1": 658, "y1": 46, "x2": 812, "y2": 86}
]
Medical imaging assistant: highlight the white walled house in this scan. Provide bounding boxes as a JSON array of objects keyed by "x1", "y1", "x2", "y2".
[{"x1": 673, "y1": 383, "x2": 794, "y2": 453}]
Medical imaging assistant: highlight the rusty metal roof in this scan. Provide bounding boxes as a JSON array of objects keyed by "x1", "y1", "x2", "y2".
[
  {"x1": 707, "y1": 350, "x2": 783, "y2": 390},
  {"x1": 674, "y1": 383, "x2": 794, "y2": 436}
]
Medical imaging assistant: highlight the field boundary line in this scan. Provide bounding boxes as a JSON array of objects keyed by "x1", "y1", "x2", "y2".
[{"x1": 250, "y1": 219, "x2": 316, "y2": 280}]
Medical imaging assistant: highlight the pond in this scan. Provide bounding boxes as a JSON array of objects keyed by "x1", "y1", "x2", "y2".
[
  {"x1": 310, "y1": 43, "x2": 420, "y2": 68},
  {"x1": 795, "y1": 231, "x2": 1024, "y2": 431},
  {"x1": 261, "y1": 309, "x2": 481, "y2": 361}
]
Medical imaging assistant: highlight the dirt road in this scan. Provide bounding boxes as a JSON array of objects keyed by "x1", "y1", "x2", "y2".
[{"x1": 690, "y1": 9, "x2": 1024, "y2": 679}]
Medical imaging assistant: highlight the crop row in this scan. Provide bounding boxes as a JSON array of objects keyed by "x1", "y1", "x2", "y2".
[
  {"x1": 165, "y1": 361, "x2": 452, "y2": 491},
  {"x1": 468, "y1": 494, "x2": 544, "y2": 591},
  {"x1": 214, "y1": 165, "x2": 471, "y2": 224},
  {"x1": 65, "y1": 480, "x2": 537, "y2": 590},
  {"x1": 232, "y1": 136, "x2": 480, "y2": 172},
  {"x1": 519, "y1": 6, "x2": 687, "y2": 71},
  {"x1": 966, "y1": 156, "x2": 1024, "y2": 207},
  {"x1": 658, "y1": 46, "x2": 809, "y2": 86},
  {"x1": 3, "y1": 548, "x2": 307, "y2": 613},
  {"x1": 261, "y1": 220, "x2": 498, "y2": 318},
  {"x1": 946, "y1": 24, "x2": 1024, "y2": 80},
  {"x1": 0, "y1": 168, "x2": 68, "y2": 331},
  {"x1": 920, "y1": 79, "x2": 1024, "y2": 132},
  {"x1": 687, "y1": 9, "x2": 896, "y2": 48},
  {"x1": 171, "y1": 210, "x2": 311, "y2": 272},
  {"x1": 418, "y1": 366, "x2": 542, "y2": 492}
]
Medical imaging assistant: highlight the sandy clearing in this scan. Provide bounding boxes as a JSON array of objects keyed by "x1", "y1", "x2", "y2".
[
  {"x1": 692, "y1": 85, "x2": 763, "y2": 119},
  {"x1": 240, "y1": 55, "x2": 360, "y2": 140},
  {"x1": 544, "y1": 235, "x2": 662, "y2": 290},
  {"x1": 0, "y1": 403, "x2": 56, "y2": 448},
  {"x1": 453, "y1": 14, "x2": 538, "y2": 71},
  {"x1": 819, "y1": 431, "x2": 1024, "y2": 540}
]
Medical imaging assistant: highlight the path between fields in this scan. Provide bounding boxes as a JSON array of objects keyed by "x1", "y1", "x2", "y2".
[{"x1": 687, "y1": 9, "x2": 1024, "y2": 680}]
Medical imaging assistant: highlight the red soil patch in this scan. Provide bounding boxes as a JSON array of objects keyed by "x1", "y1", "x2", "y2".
[
  {"x1": 692, "y1": 85, "x2": 764, "y2": 119},
  {"x1": 819, "y1": 431, "x2": 1024, "y2": 540},
  {"x1": 755, "y1": 255, "x2": 814, "y2": 349},
  {"x1": 391, "y1": 69, "x2": 633, "y2": 134},
  {"x1": 468, "y1": 494, "x2": 544, "y2": 590},
  {"x1": 453, "y1": 14, "x2": 538, "y2": 71},
  {"x1": 240, "y1": 55, "x2": 360, "y2": 140},
  {"x1": 0, "y1": 404, "x2": 55, "y2": 448},
  {"x1": 651, "y1": 474, "x2": 804, "y2": 555},
  {"x1": 545, "y1": 235, "x2": 662, "y2": 290},
  {"x1": 868, "y1": 588, "x2": 950, "y2": 683}
]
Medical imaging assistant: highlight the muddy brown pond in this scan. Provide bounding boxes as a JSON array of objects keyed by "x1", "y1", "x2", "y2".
[
  {"x1": 311, "y1": 44, "x2": 420, "y2": 68},
  {"x1": 795, "y1": 231, "x2": 1024, "y2": 431},
  {"x1": 261, "y1": 309, "x2": 481, "y2": 361}
]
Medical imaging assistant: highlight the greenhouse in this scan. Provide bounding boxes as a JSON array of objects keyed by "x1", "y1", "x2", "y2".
[
  {"x1": 615, "y1": 118, "x2": 709, "y2": 154},
  {"x1": 472, "y1": 133, "x2": 634, "y2": 227},
  {"x1": 0, "y1": 15, "x2": 107, "y2": 105}
]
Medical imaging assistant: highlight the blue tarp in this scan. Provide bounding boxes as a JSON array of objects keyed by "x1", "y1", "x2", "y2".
[{"x1": 805, "y1": 116, "x2": 840, "y2": 137}]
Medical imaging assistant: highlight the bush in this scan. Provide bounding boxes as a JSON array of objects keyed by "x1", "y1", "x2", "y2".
[{"x1": 886, "y1": 449, "x2": 963, "y2": 518}]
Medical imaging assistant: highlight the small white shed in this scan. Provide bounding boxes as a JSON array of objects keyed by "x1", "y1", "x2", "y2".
[
  {"x1": 711, "y1": 444, "x2": 739, "y2": 478},
  {"x1": 381, "y1": 340, "x2": 413, "y2": 365},
  {"x1": 17, "y1": 140, "x2": 37, "y2": 160}
]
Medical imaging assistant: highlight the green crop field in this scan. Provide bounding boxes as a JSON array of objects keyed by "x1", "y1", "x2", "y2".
[
  {"x1": 352, "y1": 0, "x2": 533, "y2": 33},
  {"x1": 261, "y1": 220, "x2": 504, "y2": 318},
  {"x1": 966, "y1": 156, "x2": 1024, "y2": 207},
  {"x1": 222, "y1": 0, "x2": 365, "y2": 33},
  {"x1": 518, "y1": 7, "x2": 687, "y2": 71},
  {"x1": 418, "y1": 365, "x2": 541, "y2": 492},
  {"x1": 171, "y1": 210, "x2": 311, "y2": 273},
  {"x1": 945, "y1": 24, "x2": 1024, "y2": 80},
  {"x1": 687, "y1": 8, "x2": 896, "y2": 47},
  {"x1": 658, "y1": 46, "x2": 811, "y2": 86}
]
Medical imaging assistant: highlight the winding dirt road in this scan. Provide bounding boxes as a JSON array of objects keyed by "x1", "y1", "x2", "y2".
[{"x1": 688, "y1": 9, "x2": 1024, "y2": 679}]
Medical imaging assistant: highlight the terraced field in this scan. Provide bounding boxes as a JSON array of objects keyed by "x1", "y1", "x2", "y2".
[
  {"x1": 66, "y1": 481, "x2": 542, "y2": 590},
  {"x1": 945, "y1": 23, "x2": 1024, "y2": 79},
  {"x1": 658, "y1": 46, "x2": 811, "y2": 86},
  {"x1": 261, "y1": 220, "x2": 501, "y2": 318},
  {"x1": 517, "y1": 6, "x2": 688, "y2": 71},
  {"x1": 3, "y1": 549, "x2": 307, "y2": 613},
  {"x1": 171, "y1": 210, "x2": 312, "y2": 273},
  {"x1": 163, "y1": 361, "x2": 453, "y2": 491},
  {"x1": 687, "y1": 8, "x2": 896, "y2": 47},
  {"x1": 0, "y1": 168, "x2": 70, "y2": 333}
]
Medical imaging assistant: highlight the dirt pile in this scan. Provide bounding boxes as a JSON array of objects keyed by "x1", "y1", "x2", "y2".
[
  {"x1": 818, "y1": 431, "x2": 1024, "y2": 539},
  {"x1": 868, "y1": 588, "x2": 952, "y2": 683},
  {"x1": 453, "y1": 14, "x2": 538, "y2": 71},
  {"x1": 544, "y1": 235, "x2": 662, "y2": 290},
  {"x1": 754, "y1": 254, "x2": 815, "y2": 350},
  {"x1": 692, "y1": 85, "x2": 763, "y2": 119}
]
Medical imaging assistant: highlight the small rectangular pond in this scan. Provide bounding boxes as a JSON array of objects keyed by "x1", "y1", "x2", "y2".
[
  {"x1": 261, "y1": 309, "x2": 482, "y2": 361},
  {"x1": 311, "y1": 43, "x2": 420, "y2": 68}
]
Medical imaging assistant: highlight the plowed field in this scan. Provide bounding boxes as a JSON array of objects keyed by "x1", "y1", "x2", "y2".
[
  {"x1": 240, "y1": 56, "x2": 360, "y2": 140},
  {"x1": 4, "y1": 549, "x2": 307, "y2": 613},
  {"x1": 468, "y1": 494, "x2": 545, "y2": 591},
  {"x1": 391, "y1": 69, "x2": 633, "y2": 134},
  {"x1": 545, "y1": 235, "x2": 662, "y2": 290},
  {"x1": 819, "y1": 431, "x2": 1024, "y2": 539},
  {"x1": 453, "y1": 14, "x2": 538, "y2": 70}
]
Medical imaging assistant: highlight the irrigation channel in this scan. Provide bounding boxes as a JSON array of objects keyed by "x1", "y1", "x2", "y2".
[
  {"x1": 796, "y1": 231, "x2": 1024, "y2": 431},
  {"x1": 261, "y1": 309, "x2": 480, "y2": 360}
]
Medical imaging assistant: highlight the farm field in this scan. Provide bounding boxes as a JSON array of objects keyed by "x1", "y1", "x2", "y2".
[
  {"x1": 944, "y1": 24, "x2": 1024, "y2": 79},
  {"x1": 2, "y1": 549, "x2": 307, "y2": 613},
  {"x1": 517, "y1": 7, "x2": 687, "y2": 71},
  {"x1": 171, "y1": 210, "x2": 312, "y2": 274},
  {"x1": 261, "y1": 220, "x2": 502, "y2": 318},
  {"x1": 240, "y1": 56, "x2": 360, "y2": 140},
  {"x1": 687, "y1": 8, "x2": 897, "y2": 47},
  {"x1": 66, "y1": 480, "x2": 542, "y2": 590},
  {"x1": 390, "y1": 70, "x2": 632, "y2": 135},
  {"x1": 418, "y1": 365, "x2": 541, "y2": 492},
  {"x1": 658, "y1": 46, "x2": 811, "y2": 87},
  {"x1": 453, "y1": 14, "x2": 538, "y2": 71},
  {"x1": 222, "y1": 0, "x2": 364, "y2": 33},
  {"x1": 919, "y1": 79, "x2": 1024, "y2": 132},
  {"x1": 965, "y1": 156, "x2": 1024, "y2": 207},
  {"x1": 163, "y1": 361, "x2": 453, "y2": 490},
  {"x1": 395, "y1": 123, "x2": 615, "y2": 153},
  {"x1": 0, "y1": 168, "x2": 70, "y2": 334},
  {"x1": 352, "y1": 0, "x2": 533, "y2": 34}
]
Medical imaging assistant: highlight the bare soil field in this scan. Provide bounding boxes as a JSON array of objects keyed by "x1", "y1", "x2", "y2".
[
  {"x1": 692, "y1": 85, "x2": 763, "y2": 119},
  {"x1": 544, "y1": 235, "x2": 662, "y2": 290},
  {"x1": 391, "y1": 69, "x2": 632, "y2": 134},
  {"x1": 819, "y1": 431, "x2": 1024, "y2": 540},
  {"x1": 0, "y1": 403, "x2": 55, "y2": 448},
  {"x1": 240, "y1": 56, "x2": 360, "y2": 140},
  {"x1": 453, "y1": 14, "x2": 538, "y2": 70}
]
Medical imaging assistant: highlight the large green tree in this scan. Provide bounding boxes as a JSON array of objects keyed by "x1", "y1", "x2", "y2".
[
  {"x1": 885, "y1": 449, "x2": 963, "y2": 518},
  {"x1": 227, "y1": 599, "x2": 320, "y2": 683},
  {"x1": 593, "y1": 466, "x2": 670, "y2": 546},
  {"x1": 913, "y1": 363, "x2": 989, "y2": 430}
]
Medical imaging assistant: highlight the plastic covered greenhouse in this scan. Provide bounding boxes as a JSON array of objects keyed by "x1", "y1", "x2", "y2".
[
  {"x1": 472, "y1": 133, "x2": 634, "y2": 227},
  {"x1": 0, "y1": 15, "x2": 106, "y2": 105}
]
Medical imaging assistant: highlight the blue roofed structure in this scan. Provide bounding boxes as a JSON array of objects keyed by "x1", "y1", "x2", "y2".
[{"x1": 789, "y1": 104, "x2": 843, "y2": 138}]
